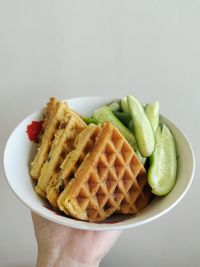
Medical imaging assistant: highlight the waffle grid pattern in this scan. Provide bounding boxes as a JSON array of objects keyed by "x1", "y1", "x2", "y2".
[
  {"x1": 35, "y1": 114, "x2": 86, "y2": 198},
  {"x1": 30, "y1": 99, "x2": 69, "y2": 179},
  {"x1": 47, "y1": 125, "x2": 100, "y2": 207},
  {"x1": 59, "y1": 122, "x2": 151, "y2": 222}
]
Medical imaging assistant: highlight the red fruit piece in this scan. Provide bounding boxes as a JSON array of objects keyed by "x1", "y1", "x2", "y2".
[{"x1": 26, "y1": 121, "x2": 43, "y2": 142}]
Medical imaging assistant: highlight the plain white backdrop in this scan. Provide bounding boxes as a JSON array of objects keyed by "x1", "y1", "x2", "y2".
[{"x1": 0, "y1": 1, "x2": 199, "y2": 267}]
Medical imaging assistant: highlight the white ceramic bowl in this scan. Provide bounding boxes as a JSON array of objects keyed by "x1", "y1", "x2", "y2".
[{"x1": 3, "y1": 97, "x2": 195, "y2": 231}]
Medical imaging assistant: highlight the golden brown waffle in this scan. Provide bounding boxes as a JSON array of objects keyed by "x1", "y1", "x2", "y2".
[
  {"x1": 30, "y1": 98, "x2": 70, "y2": 180},
  {"x1": 57, "y1": 122, "x2": 152, "y2": 222},
  {"x1": 118, "y1": 167, "x2": 152, "y2": 214},
  {"x1": 42, "y1": 97, "x2": 58, "y2": 133},
  {"x1": 35, "y1": 113, "x2": 86, "y2": 198},
  {"x1": 46, "y1": 124, "x2": 101, "y2": 208}
]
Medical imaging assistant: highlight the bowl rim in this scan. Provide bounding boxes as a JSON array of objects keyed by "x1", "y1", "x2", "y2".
[{"x1": 3, "y1": 96, "x2": 196, "y2": 231}]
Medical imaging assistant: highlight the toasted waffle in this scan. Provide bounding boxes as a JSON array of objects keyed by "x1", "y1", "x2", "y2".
[
  {"x1": 57, "y1": 122, "x2": 152, "y2": 222},
  {"x1": 35, "y1": 113, "x2": 86, "y2": 198},
  {"x1": 46, "y1": 124, "x2": 101, "y2": 208},
  {"x1": 30, "y1": 98, "x2": 70, "y2": 180},
  {"x1": 117, "y1": 166, "x2": 152, "y2": 214}
]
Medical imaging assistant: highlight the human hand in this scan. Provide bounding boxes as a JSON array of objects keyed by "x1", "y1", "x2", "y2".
[{"x1": 32, "y1": 212, "x2": 122, "y2": 267}]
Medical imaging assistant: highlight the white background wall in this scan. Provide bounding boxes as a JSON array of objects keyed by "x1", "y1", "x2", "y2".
[{"x1": 0, "y1": 1, "x2": 199, "y2": 266}]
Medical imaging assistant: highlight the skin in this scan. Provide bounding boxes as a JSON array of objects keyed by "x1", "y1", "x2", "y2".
[{"x1": 32, "y1": 212, "x2": 122, "y2": 267}]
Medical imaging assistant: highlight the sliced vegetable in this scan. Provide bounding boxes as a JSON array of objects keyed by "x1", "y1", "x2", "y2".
[
  {"x1": 120, "y1": 96, "x2": 129, "y2": 112},
  {"x1": 128, "y1": 120, "x2": 134, "y2": 132},
  {"x1": 113, "y1": 111, "x2": 131, "y2": 127},
  {"x1": 81, "y1": 116, "x2": 100, "y2": 125},
  {"x1": 148, "y1": 124, "x2": 177, "y2": 196},
  {"x1": 144, "y1": 102, "x2": 160, "y2": 132},
  {"x1": 108, "y1": 102, "x2": 120, "y2": 112},
  {"x1": 93, "y1": 106, "x2": 137, "y2": 150},
  {"x1": 127, "y1": 95, "x2": 155, "y2": 157}
]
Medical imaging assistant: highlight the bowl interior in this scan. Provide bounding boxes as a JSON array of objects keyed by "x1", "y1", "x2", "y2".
[{"x1": 3, "y1": 97, "x2": 195, "y2": 230}]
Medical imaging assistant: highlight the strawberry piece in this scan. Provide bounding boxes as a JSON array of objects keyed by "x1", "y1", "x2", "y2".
[{"x1": 26, "y1": 121, "x2": 43, "y2": 142}]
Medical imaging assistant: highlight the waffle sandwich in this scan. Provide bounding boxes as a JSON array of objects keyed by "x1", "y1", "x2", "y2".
[{"x1": 30, "y1": 98, "x2": 152, "y2": 222}]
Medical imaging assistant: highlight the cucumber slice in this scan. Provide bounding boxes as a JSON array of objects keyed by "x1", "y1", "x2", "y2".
[
  {"x1": 93, "y1": 106, "x2": 137, "y2": 150},
  {"x1": 108, "y1": 102, "x2": 120, "y2": 112},
  {"x1": 148, "y1": 124, "x2": 177, "y2": 196},
  {"x1": 127, "y1": 95, "x2": 155, "y2": 157},
  {"x1": 145, "y1": 102, "x2": 160, "y2": 132},
  {"x1": 120, "y1": 96, "x2": 129, "y2": 112},
  {"x1": 113, "y1": 111, "x2": 131, "y2": 127},
  {"x1": 128, "y1": 120, "x2": 134, "y2": 132},
  {"x1": 81, "y1": 116, "x2": 100, "y2": 125}
]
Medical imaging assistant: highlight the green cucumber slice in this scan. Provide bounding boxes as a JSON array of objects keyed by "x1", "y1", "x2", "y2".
[
  {"x1": 108, "y1": 102, "x2": 120, "y2": 112},
  {"x1": 127, "y1": 95, "x2": 155, "y2": 157},
  {"x1": 113, "y1": 111, "x2": 131, "y2": 127},
  {"x1": 148, "y1": 124, "x2": 177, "y2": 196},
  {"x1": 93, "y1": 106, "x2": 137, "y2": 150},
  {"x1": 128, "y1": 120, "x2": 134, "y2": 132},
  {"x1": 120, "y1": 96, "x2": 129, "y2": 112},
  {"x1": 81, "y1": 116, "x2": 100, "y2": 125},
  {"x1": 145, "y1": 102, "x2": 160, "y2": 132}
]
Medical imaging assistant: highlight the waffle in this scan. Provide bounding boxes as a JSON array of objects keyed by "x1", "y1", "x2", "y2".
[
  {"x1": 46, "y1": 124, "x2": 101, "y2": 208},
  {"x1": 35, "y1": 113, "x2": 86, "y2": 198},
  {"x1": 117, "y1": 166, "x2": 152, "y2": 214},
  {"x1": 30, "y1": 98, "x2": 70, "y2": 180},
  {"x1": 57, "y1": 122, "x2": 152, "y2": 222}
]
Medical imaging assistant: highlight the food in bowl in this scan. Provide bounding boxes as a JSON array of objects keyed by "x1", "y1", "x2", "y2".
[{"x1": 28, "y1": 96, "x2": 177, "y2": 222}]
